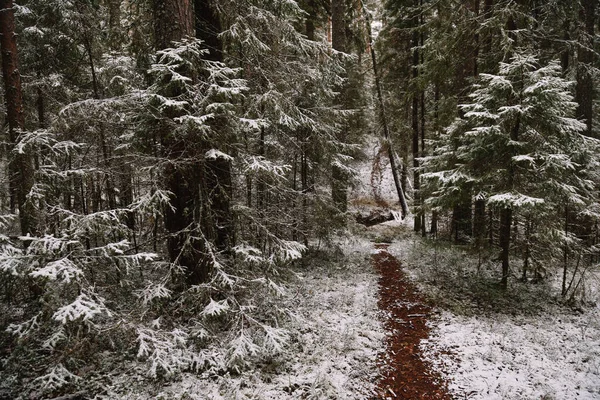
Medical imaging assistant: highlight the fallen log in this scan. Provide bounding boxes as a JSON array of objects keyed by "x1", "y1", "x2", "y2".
[{"x1": 355, "y1": 210, "x2": 397, "y2": 227}]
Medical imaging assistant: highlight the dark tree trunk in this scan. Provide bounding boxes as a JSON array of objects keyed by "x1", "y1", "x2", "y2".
[
  {"x1": 331, "y1": 0, "x2": 348, "y2": 213},
  {"x1": 431, "y1": 83, "x2": 440, "y2": 235},
  {"x1": 522, "y1": 217, "x2": 531, "y2": 281},
  {"x1": 452, "y1": 202, "x2": 472, "y2": 242},
  {"x1": 473, "y1": 0, "x2": 491, "y2": 244},
  {"x1": 153, "y1": 0, "x2": 194, "y2": 46},
  {"x1": 153, "y1": 0, "x2": 205, "y2": 285},
  {"x1": 412, "y1": 5, "x2": 421, "y2": 233},
  {"x1": 452, "y1": 0, "x2": 481, "y2": 242},
  {"x1": 205, "y1": 156, "x2": 234, "y2": 252},
  {"x1": 562, "y1": 205, "x2": 569, "y2": 296},
  {"x1": 107, "y1": 0, "x2": 123, "y2": 49},
  {"x1": 499, "y1": 207, "x2": 512, "y2": 289},
  {"x1": 481, "y1": 0, "x2": 494, "y2": 72},
  {"x1": 576, "y1": 0, "x2": 597, "y2": 137},
  {"x1": 431, "y1": 210, "x2": 438, "y2": 235},
  {"x1": 473, "y1": 198, "x2": 486, "y2": 246},
  {"x1": 304, "y1": 0, "x2": 317, "y2": 41},
  {"x1": 195, "y1": 0, "x2": 222, "y2": 61},
  {"x1": 499, "y1": 17, "x2": 521, "y2": 288},
  {"x1": 195, "y1": 0, "x2": 234, "y2": 253},
  {"x1": 0, "y1": 0, "x2": 38, "y2": 236},
  {"x1": 419, "y1": 15, "x2": 426, "y2": 237},
  {"x1": 561, "y1": 19, "x2": 571, "y2": 74},
  {"x1": 300, "y1": 0, "x2": 312, "y2": 241},
  {"x1": 472, "y1": 0, "x2": 480, "y2": 76}
]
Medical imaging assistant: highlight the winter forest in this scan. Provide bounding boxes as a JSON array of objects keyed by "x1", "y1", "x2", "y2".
[{"x1": 1, "y1": 0, "x2": 600, "y2": 398}]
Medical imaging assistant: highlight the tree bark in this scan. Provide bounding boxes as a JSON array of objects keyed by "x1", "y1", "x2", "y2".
[
  {"x1": 195, "y1": 0, "x2": 234, "y2": 253},
  {"x1": 412, "y1": 25, "x2": 421, "y2": 233},
  {"x1": 473, "y1": 198, "x2": 486, "y2": 246},
  {"x1": 107, "y1": 0, "x2": 123, "y2": 49},
  {"x1": 576, "y1": 0, "x2": 597, "y2": 137},
  {"x1": 153, "y1": 0, "x2": 206, "y2": 285},
  {"x1": 473, "y1": 0, "x2": 489, "y2": 244},
  {"x1": 452, "y1": 0, "x2": 481, "y2": 242},
  {"x1": 331, "y1": 0, "x2": 348, "y2": 213},
  {"x1": 499, "y1": 207, "x2": 512, "y2": 289},
  {"x1": 419, "y1": 30, "x2": 426, "y2": 237},
  {"x1": 153, "y1": 0, "x2": 194, "y2": 47},
  {"x1": 0, "y1": 0, "x2": 38, "y2": 236}
]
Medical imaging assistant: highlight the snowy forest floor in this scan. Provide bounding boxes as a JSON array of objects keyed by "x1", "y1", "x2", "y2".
[
  {"x1": 107, "y1": 217, "x2": 600, "y2": 399},
  {"x1": 376, "y1": 219, "x2": 600, "y2": 400},
  {"x1": 114, "y1": 235, "x2": 385, "y2": 399}
]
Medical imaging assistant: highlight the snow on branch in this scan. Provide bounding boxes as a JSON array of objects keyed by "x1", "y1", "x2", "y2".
[
  {"x1": 487, "y1": 192, "x2": 545, "y2": 209},
  {"x1": 205, "y1": 149, "x2": 234, "y2": 161},
  {"x1": 53, "y1": 293, "x2": 112, "y2": 325},
  {"x1": 201, "y1": 298, "x2": 230, "y2": 317},
  {"x1": 30, "y1": 257, "x2": 83, "y2": 283},
  {"x1": 31, "y1": 364, "x2": 80, "y2": 395},
  {"x1": 136, "y1": 327, "x2": 192, "y2": 377}
]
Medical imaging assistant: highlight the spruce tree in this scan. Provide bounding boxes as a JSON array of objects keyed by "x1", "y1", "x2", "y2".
[{"x1": 423, "y1": 53, "x2": 594, "y2": 289}]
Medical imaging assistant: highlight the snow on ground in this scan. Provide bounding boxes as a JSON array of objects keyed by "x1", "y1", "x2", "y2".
[
  {"x1": 430, "y1": 309, "x2": 600, "y2": 399},
  {"x1": 107, "y1": 236, "x2": 384, "y2": 399},
  {"x1": 350, "y1": 134, "x2": 400, "y2": 208},
  {"x1": 380, "y1": 221, "x2": 600, "y2": 400}
]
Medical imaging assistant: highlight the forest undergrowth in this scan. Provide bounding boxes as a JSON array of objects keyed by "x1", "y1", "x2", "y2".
[{"x1": 89, "y1": 235, "x2": 384, "y2": 400}]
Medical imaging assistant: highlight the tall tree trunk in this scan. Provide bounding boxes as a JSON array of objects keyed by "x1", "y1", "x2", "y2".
[
  {"x1": 331, "y1": 0, "x2": 348, "y2": 213},
  {"x1": 301, "y1": 1, "x2": 316, "y2": 245},
  {"x1": 481, "y1": 0, "x2": 494, "y2": 72},
  {"x1": 472, "y1": 0, "x2": 480, "y2": 76},
  {"x1": 412, "y1": 27, "x2": 421, "y2": 233},
  {"x1": 154, "y1": 0, "x2": 194, "y2": 45},
  {"x1": 562, "y1": 205, "x2": 569, "y2": 296},
  {"x1": 0, "y1": 0, "x2": 38, "y2": 236},
  {"x1": 499, "y1": 207, "x2": 512, "y2": 289},
  {"x1": 522, "y1": 216, "x2": 531, "y2": 281},
  {"x1": 473, "y1": 198, "x2": 486, "y2": 246},
  {"x1": 452, "y1": 0, "x2": 481, "y2": 242},
  {"x1": 364, "y1": 5, "x2": 409, "y2": 217},
  {"x1": 576, "y1": 0, "x2": 596, "y2": 137},
  {"x1": 420, "y1": 89, "x2": 426, "y2": 237},
  {"x1": 195, "y1": 0, "x2": 234, "y2": 253},
  {"x1": 561, "y1": 19, "x2": 571, "y2": 74},
  {"x1": 499, "y1": 27, "x2": 521, "y2": 289},
  {"x1": 107, "y1": 0, "x2": 123, "y2": 49},
  {"x1": 473, "y1": 0, "x2": 487, "y2": 246},
  {"x1": 304, "y1": 0, "x2": 317, "y2": 42},
  {"x1": 430, "y1": 83, "x2": 440, "y2": 235},
  {"x1": 153, "y1": 0, "x2": 205, "y2": 284},
  {"x1": 419, "y1": 6, "x2": 426, "y2": 237}
]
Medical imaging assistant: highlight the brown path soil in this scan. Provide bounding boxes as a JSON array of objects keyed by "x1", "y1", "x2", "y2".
[{"x1": 372, "y1": 244, "x2": 453, "y2": 400}]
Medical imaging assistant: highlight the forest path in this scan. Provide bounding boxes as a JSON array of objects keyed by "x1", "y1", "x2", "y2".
[{"x1": 372, "y1": 243, "x2": 453, "y2": 400}]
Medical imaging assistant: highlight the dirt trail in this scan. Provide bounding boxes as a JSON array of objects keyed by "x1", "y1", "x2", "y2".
[{"x1": 372, "y1": 243, "x2": 453, "y2": 400}]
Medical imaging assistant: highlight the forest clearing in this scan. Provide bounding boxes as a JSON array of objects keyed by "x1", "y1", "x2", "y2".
[{"x1": 2, "y1": 0, "x2": 600, "y2": 399}]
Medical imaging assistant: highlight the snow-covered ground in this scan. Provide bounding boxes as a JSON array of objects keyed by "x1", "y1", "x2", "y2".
[
  {"x1": 380, "y1": 220, "x2": 600, "y2": 400},
  {"x1": 430, "y1": 309, "x2": 600, "y2": 399},
  {"x1": 102, "y1": 237, "x2": 384, "y2": 399},
  {"x1": 102, "y1": 138, "x2": 600, "y2": 399}
]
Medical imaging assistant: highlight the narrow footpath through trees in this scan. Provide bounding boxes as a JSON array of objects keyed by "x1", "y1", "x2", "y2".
[{"x1": 372, "y1": 243, "x2": 453, "y2": 400}]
